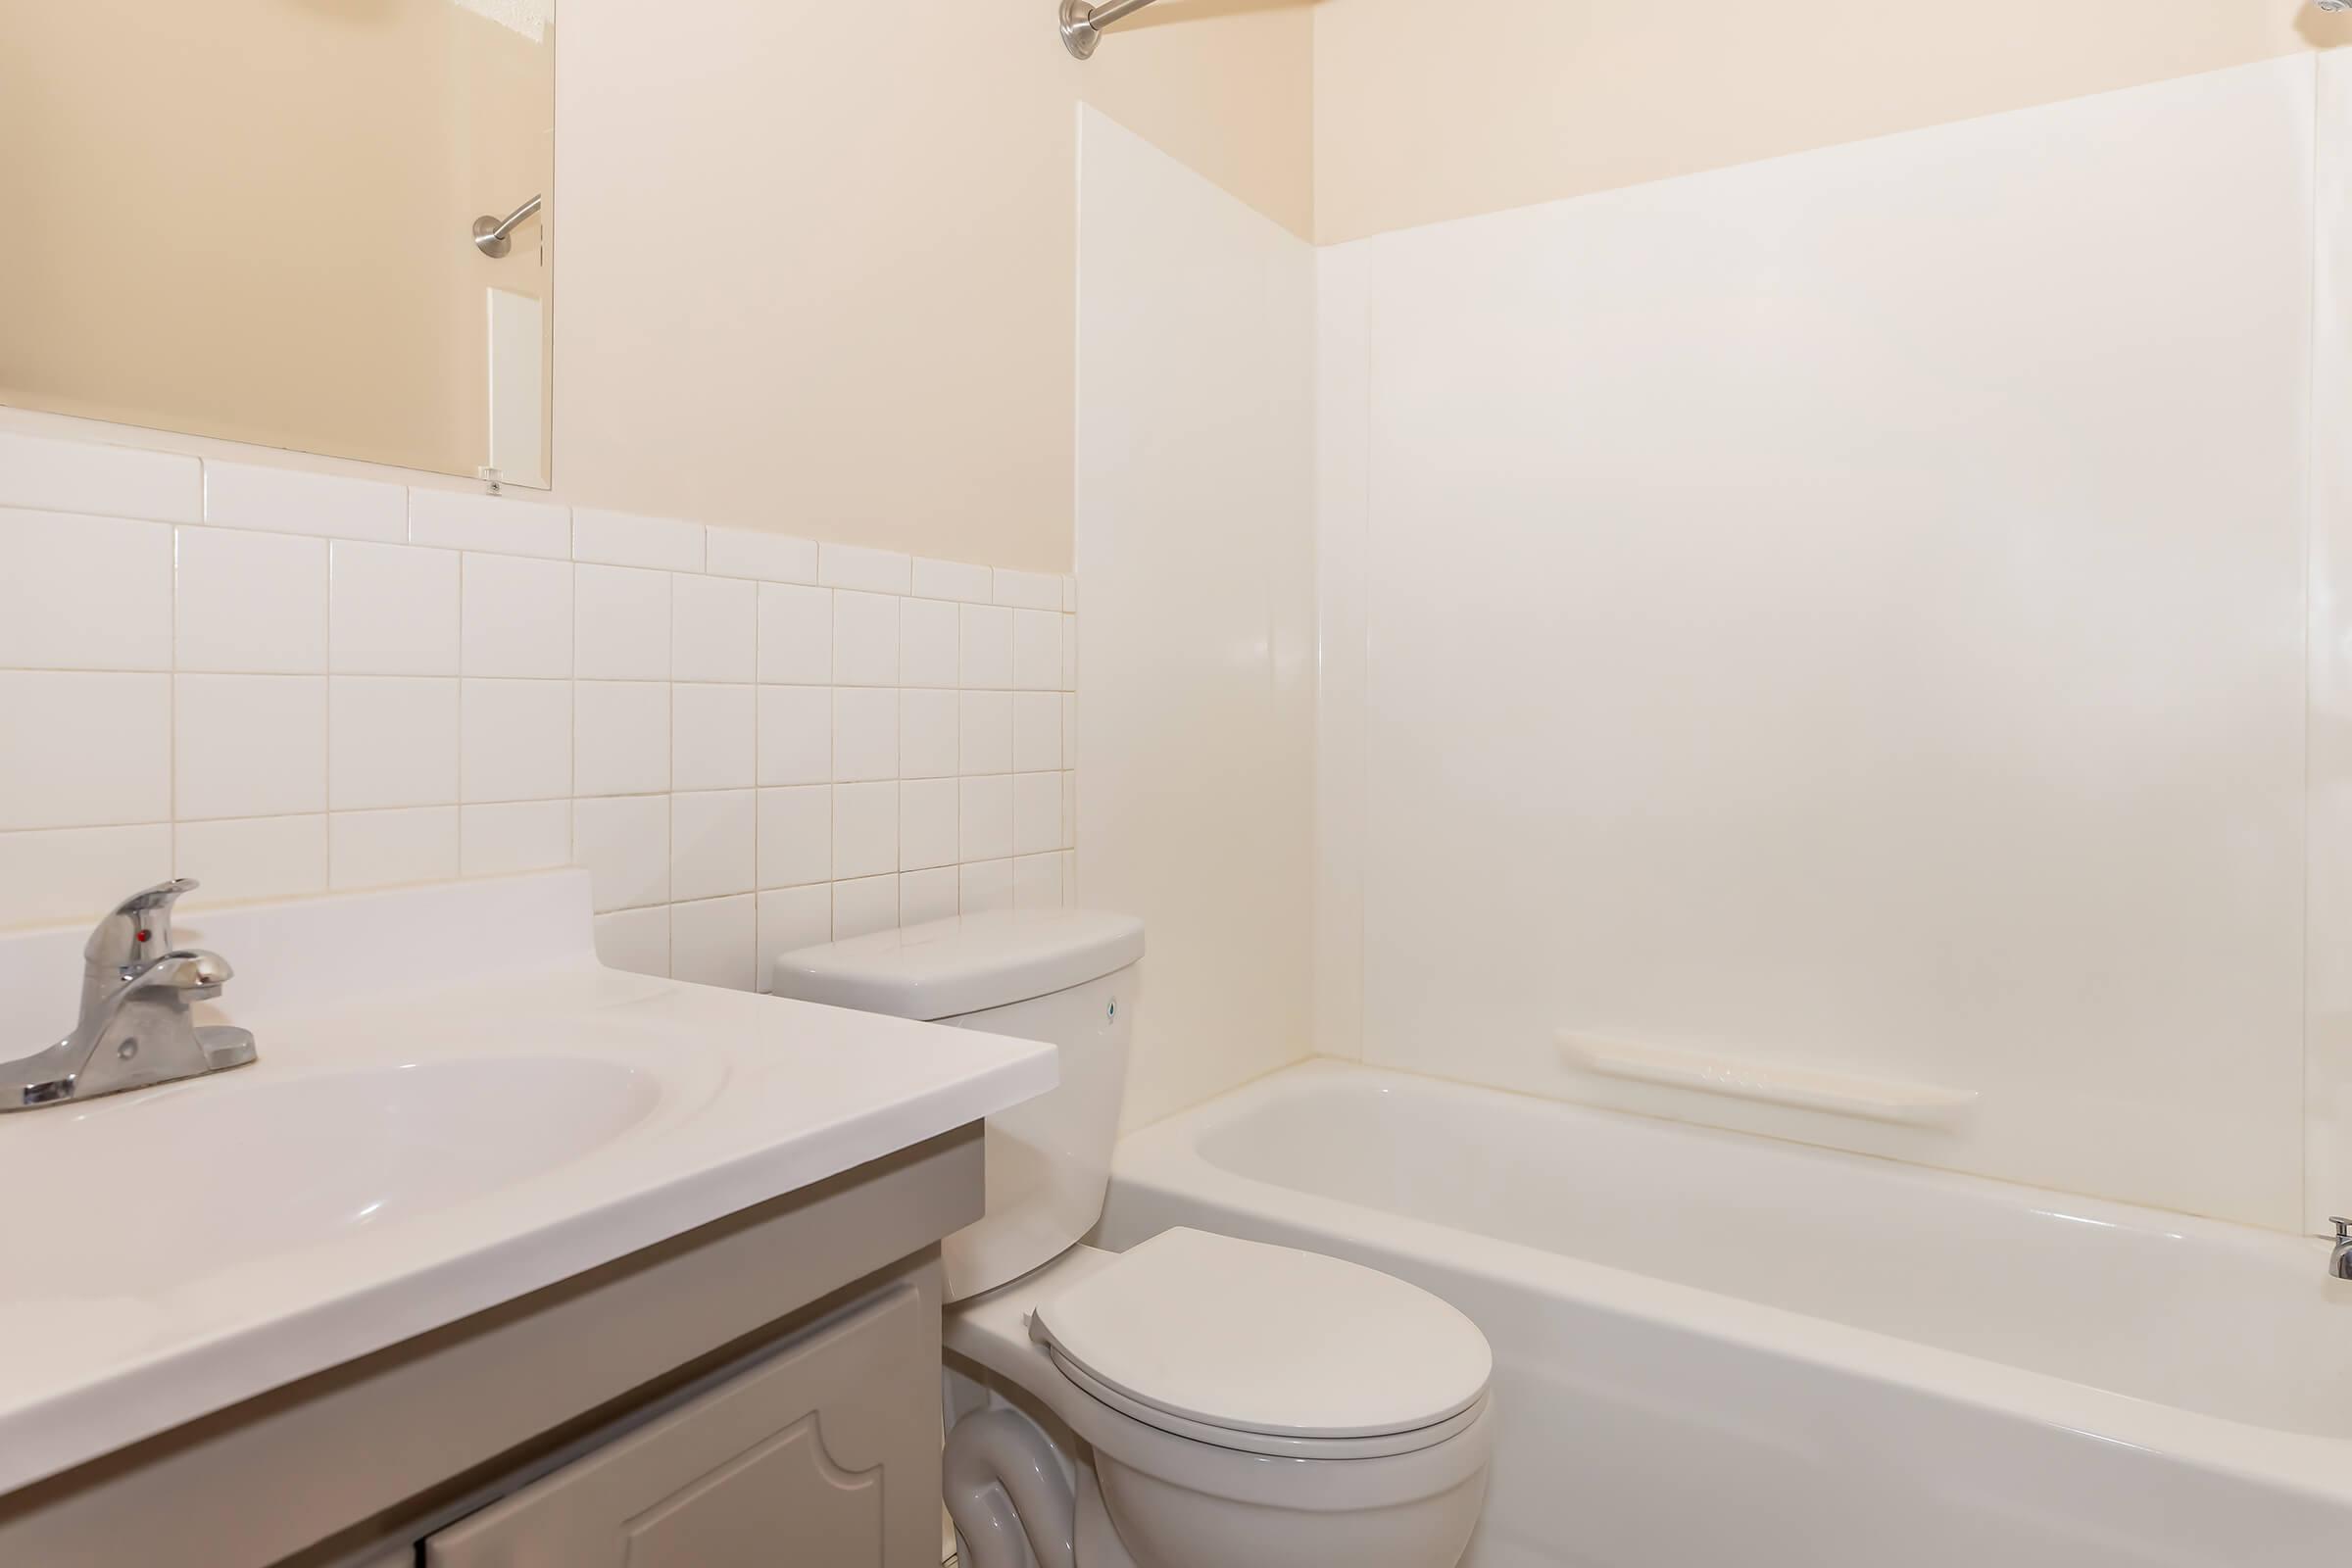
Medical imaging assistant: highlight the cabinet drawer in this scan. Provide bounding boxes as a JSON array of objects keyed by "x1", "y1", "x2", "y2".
[{"x1": 425, "y1": 1283, "x2": 936, "y2": 1567}]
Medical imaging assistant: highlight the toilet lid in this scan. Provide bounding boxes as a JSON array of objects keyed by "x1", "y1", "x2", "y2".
[{"x1": 1029, "y1": 1228, "x2": 1493, "y2": 1442}]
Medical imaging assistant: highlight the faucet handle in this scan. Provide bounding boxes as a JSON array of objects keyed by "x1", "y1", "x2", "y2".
[
  {"x1": 2335, "y1": 1218, "x2": 2351, "y2": 1242},
  {"x1": 82, "y1": 877, "x2": 199, "y2": 974}
]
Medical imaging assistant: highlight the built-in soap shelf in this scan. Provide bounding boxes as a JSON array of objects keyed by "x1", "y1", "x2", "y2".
[{"x1": 1554, "y1": 1031, "x2": 1979, "y2": 1129}]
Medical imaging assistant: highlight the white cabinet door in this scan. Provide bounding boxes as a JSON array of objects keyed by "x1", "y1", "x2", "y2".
[{"x1": 424, "y1": 1284, "x2": 937, "y2": 1567}]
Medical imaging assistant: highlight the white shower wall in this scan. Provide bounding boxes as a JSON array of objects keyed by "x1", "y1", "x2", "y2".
[{"x1": 1316, "y1": 56, "x2": 2340, "y2": 1231}]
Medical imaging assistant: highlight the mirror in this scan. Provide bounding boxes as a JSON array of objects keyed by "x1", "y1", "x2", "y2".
[{"x1": 0, "y1": 0, "x2": 555, "y2": 486}]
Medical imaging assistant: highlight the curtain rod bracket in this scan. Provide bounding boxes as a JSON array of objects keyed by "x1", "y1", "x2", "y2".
[{"x1": 1060, "y1": 0, "x2": 1165, "y2": 60}]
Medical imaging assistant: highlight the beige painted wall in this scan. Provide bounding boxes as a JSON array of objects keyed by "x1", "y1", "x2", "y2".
[
  {"x1": 0, "y1": 0, "x2": 551, "y2": 477},
  {"x1": 1314, "y1": 0, "x2": 2345, "y2": 244},
  {"x1": 555, "y1": 0, "x2": 1313, "y2": 572}
]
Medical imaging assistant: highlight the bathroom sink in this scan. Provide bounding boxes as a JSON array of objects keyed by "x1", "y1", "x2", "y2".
[{"x1": 4, "y1": 1055, "x2": 666, "y2": 1299}]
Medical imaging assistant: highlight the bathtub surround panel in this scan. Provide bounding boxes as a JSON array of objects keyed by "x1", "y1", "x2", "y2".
[
  {"x1": 2310, "y1": 49, "x2": 2352, "y2": 1238},
  {"x1": 1076, "y1": 109, "x2": 1317, "y2": 1133},
  {"x1": 0, "y1": 432, "x2": 1077, "y2": 971},
  {"x1": 1329, "y1": 60, "x2": 2318, "y2": 1229}
]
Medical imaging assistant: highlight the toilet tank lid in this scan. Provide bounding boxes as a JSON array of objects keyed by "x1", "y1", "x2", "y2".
[{"x1": 769, "y1": 908, "x2": 1145, "y2": 1020}]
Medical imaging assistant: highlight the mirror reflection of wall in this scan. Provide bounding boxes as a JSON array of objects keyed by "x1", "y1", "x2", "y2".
[{"x1": 0, "y1": 0, "x2": 555, "y2": 486}]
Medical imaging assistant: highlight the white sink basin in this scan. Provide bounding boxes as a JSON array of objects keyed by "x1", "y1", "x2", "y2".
[
  {"x1": 0, "y1": 870, "x2": 1057, "y2": 1498},
  {"x1": 6, "y1": 1056, "x2": 664, "y2": 1298}
]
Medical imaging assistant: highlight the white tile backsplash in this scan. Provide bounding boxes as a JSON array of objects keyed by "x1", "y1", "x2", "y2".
[
  {"x1": 0, "y1": 438, "x2": 1075, "y2": 963},
  {"x1": 671, "y1": 575, "x2": 758, "y2": 683},
  {"x1": 173, "y1": 674, "x2": 323, "y2": 821},
  {"x1": 329, "y1": 806, "x2": 460, "y2": 891},
  {"x1": 205, "y1": 462, "x2": 405, "y2": 542},
  {"x1": 574, "y1": 564, "x2": 671, "y2": 680},
  {"x1": 756, "y1": 583, "x2": 832, "y2": 684},
  {"x1": 707, "y1": 526, "x2": 818, "y2": 585},
  {"x1": 0, "y1": 432, "x2": 200, "y2": 522},
  {"x1": 672, "y1": 683, "x2": 757, "y2": 793},
  {"x1": 462, "y1": 553, "x2": 572, "y2": 678},
  {"x1": 572, "y1": 508, "x2": 705, "y2": 572},
  {"x1": 328, "y1": 676, "x2": 460, "y2": 811},
  {"x1": 0, "y1": 512, "x2": 171, "y2": 673},
  {"x1": 175, "y1": 527, "x2": 328, "y2": 673},
  {"x1": 329, "y1": 541, "x2": 461, "y2": 675}
]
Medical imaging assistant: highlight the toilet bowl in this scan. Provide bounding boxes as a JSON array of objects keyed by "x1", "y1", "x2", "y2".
[{"x1": 772, "y1": 910, "x2": 1494, "y2": 1568}]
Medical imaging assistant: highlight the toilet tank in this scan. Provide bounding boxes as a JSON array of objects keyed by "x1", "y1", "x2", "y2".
[{"x1": 769, "y1": 909, "x2": 1146, "y2": 1300}]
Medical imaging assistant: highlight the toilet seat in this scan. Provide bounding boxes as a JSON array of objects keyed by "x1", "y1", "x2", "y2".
[{"x1": 1029, "y1": 1228, "x2": 1492, "y2": 1454}]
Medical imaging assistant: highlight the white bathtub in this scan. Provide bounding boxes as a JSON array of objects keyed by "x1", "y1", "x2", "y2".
[{"x1": 1097, "y1": 1061, "x2": 2352, "y2": 1567}]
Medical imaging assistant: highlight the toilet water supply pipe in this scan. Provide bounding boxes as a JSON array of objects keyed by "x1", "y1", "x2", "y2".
[{"x1": 944, "y1": 1409, "x2": 1078, "y2": 1568}]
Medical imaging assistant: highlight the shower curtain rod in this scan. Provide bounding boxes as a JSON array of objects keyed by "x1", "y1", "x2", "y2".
[{"x1": 1059, "y1": 0, "x2": 1164, "y2": 59}]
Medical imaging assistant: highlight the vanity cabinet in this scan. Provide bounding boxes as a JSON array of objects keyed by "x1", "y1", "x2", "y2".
[
  {"x1": 0, "y1": 1125, "x2": 981, "y2": 1568},
  {"x1": 425, "y1": 1284, "x2": 935, "y2": 1566}
]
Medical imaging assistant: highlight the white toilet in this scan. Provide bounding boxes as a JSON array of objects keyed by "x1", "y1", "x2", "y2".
[{"x1": 771, "y1": 908, "x2": 1494, "y2": 1568}]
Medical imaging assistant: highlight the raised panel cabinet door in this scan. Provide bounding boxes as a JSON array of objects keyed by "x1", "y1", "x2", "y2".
[{"x1": 423, "y1": 1284, "x2": 938, "y2": 1567}]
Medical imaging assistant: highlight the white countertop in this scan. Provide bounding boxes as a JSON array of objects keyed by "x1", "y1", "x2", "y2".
[{"x1": 0, "y1": 871, "x2": 1055, "y2": 1495}]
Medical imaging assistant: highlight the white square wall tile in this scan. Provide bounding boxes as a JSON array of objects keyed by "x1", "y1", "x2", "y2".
[
  {"x1": 757, "y1": 584, "x2": 832, "y2": 684},
  {"x1": 1061, "y1": 614, "x2": 1078, "y2": 691},
  {"x1": 672, "y1": 896, "x2": 757, "y2": 990},
  {"x1": 1061, "y1": 771, "x2": 1077, "y2": 850},
  {"x1": 572, "y1": 508, "x2": 704, "y2": 571},
  {"x1": 0, "y1": 511, "x2": 172, "y2": 671},
  {"x1": 0, "y1": 432, "x2": 199, "y2": 521},
  {"x1": 573, "y1": 794, "x2": 669, "y2": 912},
  {"x1": 959, "y1": 692, "x2": 1012, "y2": 776},
  {"x1": 0, "y1": 824, "x2": 173, "y2": 928},
  {"x1": 959, "y1": 858, "x2": 1014, "y2": 915},
  {"x1": 757, "y1": 686, "x2": 830, "y2": 786},
  {"x1": 832, "y1": 875, "x2": 901, "y2": 940},
  {"x1": 758, "y1": 786, "x2": 830, "y2": 889},
  {"x1": 1061, "y1": 694, "x2": 1075, "y2": 766},
  {"x1": 330, "y1": 807, "x2": 459, "y2": 890},
  {"x1": 707, "y1": 527, "x2": 818, "y2": 584},
  {"x1": 329, "y1": 541, "x2": 460, "y2": 675},
  {"x1": 901, "y1": 689, "x2": 958, "y2": 779},
  {"x1": 596, "y1": 906, "x2": 670, "y2": 978},
  {"x1": 832, "y1": 591, "x2": 900, "y2": 687},
  {"x1": 462, "y1": 553, "x2": 571, "y2": 678},
  {"x1": 912, "y1": 558, "x2": 992, "y2": 603},
  {"x1": 1062, "y1": 576, "x2": 1078, "y2": 612},
  {"x1": 175, "y1": 527, "x2": 328, "y2": 673},
  {"x1": 672, "y1": 789, "x2": 756, "y2": 902},
  {"x1": 173, "y1": 674, "x2": 324, "y2": 821},
  {"x1": 1012, "y1": 610, "x2": 1062, "y2": 692},
  {"x1": 673, "y1": 684, "x2": 756, "y2": 792},
  {"x1": 407, "y1": 489, "x2": 569, "y2": 558},
  {"x1": 959, "y1": 605, "x2": 1013, "y2": 689},
  {"x1": 899, "y1": 598, "x2": 959, "y2": 688},
  {"x1": 461, "y1": 800, "x2": 571, "y2": 877},
  {"x1": 959, "y1": 776, "x2": 1013, "y2": 863},
  {"x1": 757, "y1": 885, "x2": 832, "y2": 989},
  {"x1": 833, "y1": 688, "x2": 899, "y2": 782},
  {"x1": 901, "y1": 867, "x2": 957, "y2": 927},
  {"x1": 328, "y1": 676, "x2": 460, "y2": 810},
  {"x1": 818, "y1": 544, "x2": 911, "y2": 595},
  {"x1": 901, "y1": 778, "x2": 958, "y2": 871},
  {"x1": 1014, "y1": 852, "x2": 1065, "y2": 909},
  {"x1": 574, "y1": 682, "x2": 670, "y2": 797},
  {"x1": 462, "y1": 679, "x2": 571, "y2": 802},
  {"x1": 574, "y1": 564, "x2": 670, "y2": 680},
  {"x1": 1012, "y1": 692, "x2": 1062, "y2": 772},
  {"x1": 1013, "y1": 771, "x2": 1062, "y2": 857},
  {"x1": 671, "y1": 575, "x2": 758, "y2": 683},
  {"x1": 833, "y1": 782, "x2": 899, "y2": 880},
  {"x1": 205, "y1": 462, "x2": 405, "y2": 542},
  {"x1": 993, "y1": 569, "x2": 1061, "y2": 610},
  {"x1": 173, "y1": 815, "x2": 327, "y2": 908}
]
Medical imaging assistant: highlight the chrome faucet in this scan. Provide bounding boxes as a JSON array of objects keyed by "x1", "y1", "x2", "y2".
[
  {"x1": 0, "y1": 879, "x2": 257, "y2": 1111},
  {"x1": 2333, "y1": 1219, "x2": 2352, "y2": 1283}
]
